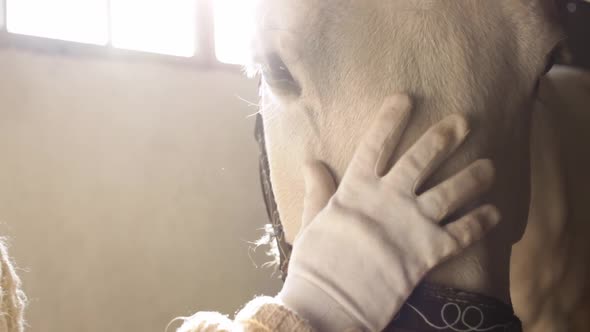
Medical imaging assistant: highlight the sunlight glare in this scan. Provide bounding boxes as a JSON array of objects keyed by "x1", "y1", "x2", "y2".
[
  {"x1": 214, "y1": 0, "x2": 256, "y2": 65},
  {"x1": 111, "y1": 0, "x2": 196, "y2": 57},
  {"x1": 0, "y1": 1, "x2": 5, "y2": 29},
  {"x1": 6, "y1": 0, "x2": 109, "y2": 45}
]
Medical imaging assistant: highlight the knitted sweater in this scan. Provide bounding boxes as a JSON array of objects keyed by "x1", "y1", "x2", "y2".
[{"x1": 175, "y1": 297, "x2": 360, "y2": 332}]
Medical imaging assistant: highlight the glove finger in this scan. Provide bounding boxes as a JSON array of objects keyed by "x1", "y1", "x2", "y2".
[
  {"x1": 347, "y1": 94, "x2": 412, "y2": 178},
  {"x1": 300, "y1": 161, "x2": 337, "y2": 231},
  {"x1": 445, "y1": 204, "x2": 501, "y2": 250},
  {"x1": 386, "y1": 113, "x2": 470, "y2": 192},
  {"x1": 417, "y1": 159, "x2": 495, "y2": 221}
]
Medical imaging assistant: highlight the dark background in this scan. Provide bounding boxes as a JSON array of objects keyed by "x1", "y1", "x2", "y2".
[{"x1": 560, "y1": 1, "x2": 590, "y2": 69}]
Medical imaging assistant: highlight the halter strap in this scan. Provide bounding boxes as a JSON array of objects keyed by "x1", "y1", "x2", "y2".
[
  {"x1": 386, "y1": 283, "x2": 522, "y2": 332},
  {"x1": 254, "y1": 113, "x2": 292, "y2": 280}
]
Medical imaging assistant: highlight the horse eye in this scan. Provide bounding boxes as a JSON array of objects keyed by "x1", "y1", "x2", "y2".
[{"x1": 261, "y1": 53, "x2": 300, "y2": 94}]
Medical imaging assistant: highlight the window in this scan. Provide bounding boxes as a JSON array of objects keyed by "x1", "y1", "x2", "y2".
[
  {"x1": 0, "y1": 0, "x2": 254, "y2": 65},
  {"x1": 7, "y1": 0, "x2": 109, "y2": 45},
  {"x1": 214, "y1": 0, "x2": 256, "y2": 65},
  {"x1": 110, "y1": 0, "x2": 196, "y2": 57}
]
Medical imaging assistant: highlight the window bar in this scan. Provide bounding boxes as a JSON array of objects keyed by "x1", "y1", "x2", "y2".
[
  {"x1": 1, "y1": 0, "x2": 6, "y2": 32},
  {"x1": 106, "y1": 0, "x2": 112, "y2": 47},
  {"x1": 196, "y1": 0, "x2": 215, "y2": 64}
]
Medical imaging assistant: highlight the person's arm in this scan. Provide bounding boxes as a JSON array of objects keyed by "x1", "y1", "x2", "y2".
[{"x1": 175, "y1": 297, "x2": 315, "y2": 332}]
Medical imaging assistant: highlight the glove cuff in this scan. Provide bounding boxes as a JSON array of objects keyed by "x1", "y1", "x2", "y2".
[{"x1": 277, "y1": 273, "x2": 365, "y2": 332}]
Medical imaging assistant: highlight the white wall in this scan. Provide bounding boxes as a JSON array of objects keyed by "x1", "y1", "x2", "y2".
[{"x1": 0, "y1": 47, "x2": 281, "y2": 332}]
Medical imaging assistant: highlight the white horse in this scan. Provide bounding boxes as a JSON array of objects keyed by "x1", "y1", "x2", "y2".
[{"x1": 250, "y1": 0, "x2": 590, "y2": 331}]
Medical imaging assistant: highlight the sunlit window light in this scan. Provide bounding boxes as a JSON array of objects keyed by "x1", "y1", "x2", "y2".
[
  {"x1": 111, "y1": 0, "x2": 196, "y2": 57},
  {"x1": 6, "y1": 0, "x2": 109, "y2": 45},
  {"x1": 214, "y1": 0, "x2": 256, "y2": 65},
  {"x1": 1, "y1": 0, "x2": 5, "y2": 29}
]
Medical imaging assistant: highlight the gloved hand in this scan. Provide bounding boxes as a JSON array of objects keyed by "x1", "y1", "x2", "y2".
[{"x1": 277, "y1": 94, "x2": 499, "y2": 332}]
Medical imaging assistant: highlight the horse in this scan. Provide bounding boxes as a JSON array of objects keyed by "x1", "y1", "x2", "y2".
[{"x1": 249, "y1": 0, "x2": 590, "y2": 331}]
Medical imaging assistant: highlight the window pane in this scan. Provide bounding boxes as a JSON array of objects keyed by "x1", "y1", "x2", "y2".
[
  {"x1": 214, "y1": 0, "x2": 256, "y2": 65},
  {"x1": 6, "y1": 0, "x2": 108, "y2": 45},
  {"x1": 111, "y1": 0, "x2": 196, "y2": 57},
  {"x1": 1, "y1": 0, "x2": 5, "y2": 29}
]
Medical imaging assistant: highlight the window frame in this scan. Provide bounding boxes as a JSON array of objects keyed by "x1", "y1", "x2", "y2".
[{"x1": 0, "y1": 0, "x2": 241, "y2": 71}]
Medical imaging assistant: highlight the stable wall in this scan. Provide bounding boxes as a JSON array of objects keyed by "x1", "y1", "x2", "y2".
[{"x1": 0, "y1": 46, "x2": 281, "y2": 332}]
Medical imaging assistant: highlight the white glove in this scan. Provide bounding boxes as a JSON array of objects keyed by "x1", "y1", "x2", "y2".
[{"x1": 277, "y1": 94, "x2": 500, "y2": 332}]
